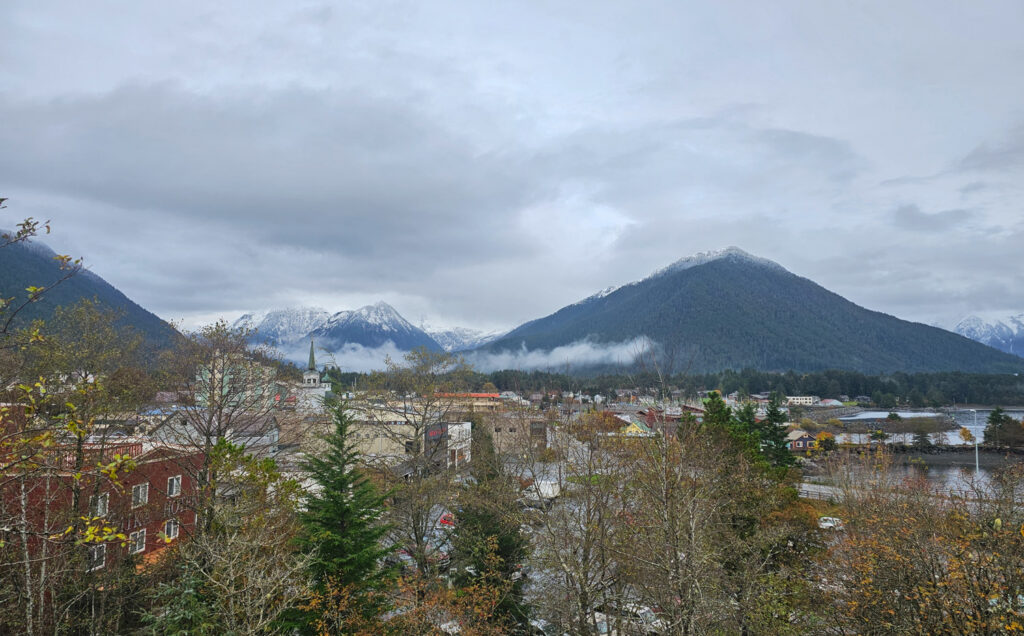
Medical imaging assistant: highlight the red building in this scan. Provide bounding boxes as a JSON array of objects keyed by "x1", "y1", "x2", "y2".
[
  {"x1": 2, "y1": 434, "x2": 204, "y2": 573},
  {"x1": 89, "y1": 443, "x2": 204, "y2": 570}
]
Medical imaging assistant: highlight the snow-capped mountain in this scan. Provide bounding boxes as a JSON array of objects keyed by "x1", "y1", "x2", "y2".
[
  {"x1": 650, "y1": 246, "x2": 786, "y2": 278},
  {"x1": 478, "y1": 247, "x2": 1024, "y2": 374},
  {"x1": 232, "y1": 307, "x2": 330, "y2": 349},
  {"x1": 427, "y1": 326, "x2": 504, "y2": 352},
  {"x1": 953, "y1": 313, "x2": 1024, "y2": 358},
  {"x1": 567, "y1": 248, "x2": 781, "y2": 311},
  {"x1": 310, "y1": 301, "x2": 441, "y2": 351}
]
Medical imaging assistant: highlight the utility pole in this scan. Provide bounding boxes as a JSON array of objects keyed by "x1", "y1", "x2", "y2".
[{"x1": 970, "y1": 409, "x2": 978, "y2": 474}]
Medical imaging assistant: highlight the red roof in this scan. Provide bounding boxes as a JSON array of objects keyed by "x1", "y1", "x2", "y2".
[{"x1": 435, "y1": 393, "x2": 500, "y2": 398}]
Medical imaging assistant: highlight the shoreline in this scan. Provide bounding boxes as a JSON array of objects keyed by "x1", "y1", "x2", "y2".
[{"x1": 894, "y1": 448, "x2": 1022, "y2": 470}]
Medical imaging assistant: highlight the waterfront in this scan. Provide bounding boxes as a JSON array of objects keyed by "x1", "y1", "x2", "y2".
[{"x1": 835, "y1": 408, "x2": 1024, "y2": 445}]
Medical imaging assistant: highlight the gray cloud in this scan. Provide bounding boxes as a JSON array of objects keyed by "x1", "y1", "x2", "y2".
[
  {"x1": 464, "y1": 337, "x2": 653, "y2": 373},
  {"x1": 891, "y1": 204, "x2": 973, "y2": 232},
  {"x1": 959, "y1": 124, "x2": 1024, "y2": 172},
  {"x1": 292, "y1": 337, "x2": 655, "y2": 373},
  {"x1": 959, "y1": 181, "x2": 988, "y2": 195},
  {"x1": 2, "y1": 1, "x2": 1023, "y2": 334}
]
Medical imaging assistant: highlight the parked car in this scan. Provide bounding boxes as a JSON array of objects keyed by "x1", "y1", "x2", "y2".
[
  {"x1": 818, "y1": 516, "x2": 844, "y2": 531},
  {"x1": 594, "y1": 602, "x2": 665, "y2": 635},
  {"x1": 522, "y1": 480, "x2": 562, "y2": 508}
]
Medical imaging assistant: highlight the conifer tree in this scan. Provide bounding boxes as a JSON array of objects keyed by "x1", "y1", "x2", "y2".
[
  {"x1": 758, "y1": 392, "x2": 795, "y2": 468},
  {"x1": 296, "y1": 400, "x2": 394, "y2": 616},
  {"x1": 703, "y1": 391, "x2": 733, "y2": 429}
]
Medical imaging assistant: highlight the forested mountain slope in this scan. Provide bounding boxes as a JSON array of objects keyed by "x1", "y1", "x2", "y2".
[
  {"x1": 480, "y1": 248, "x2": 1024, "y2": 374},
  {"x1": 0, "y1": 238, "x2": 179, "y2": 349}
]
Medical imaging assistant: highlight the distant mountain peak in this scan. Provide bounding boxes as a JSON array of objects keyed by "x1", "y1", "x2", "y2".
[
  {"x1": 313, "y1": 301, "x2": 440, "y2": 351},
  {"x1": 331, "y1": 301, "x2": 411, "y2": 331},
  {"x1": 232, "y1": 307, "x2": 331, "y2": 347},
  {"x1": 651, "y1": 246, "x2": 786, "y2": 279},
  {"x1": 952, "y1": 313, "x2": 1024, "y2": 357},
  {"x1": 427, "y1": 325, "x2": 505, "y2": 352}
]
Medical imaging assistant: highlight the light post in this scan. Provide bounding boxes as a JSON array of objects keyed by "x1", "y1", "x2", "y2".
[{"x1": 970, "y1": 408, "x2": 978, "y2": 474}]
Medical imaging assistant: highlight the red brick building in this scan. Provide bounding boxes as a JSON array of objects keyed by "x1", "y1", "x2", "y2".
[
  {"x1": 90, "y1": 443, "x2": 204, "y2": 570},
  {"x1": 2, "y1": 436, "x2": 204, "y2": 573}
]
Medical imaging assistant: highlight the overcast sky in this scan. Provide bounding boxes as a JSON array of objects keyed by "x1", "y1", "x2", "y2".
[{"x1": 2, "y1": 1, "x2": 1023, "y2": 333}]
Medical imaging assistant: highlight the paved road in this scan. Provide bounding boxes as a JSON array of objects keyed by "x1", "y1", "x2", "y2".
[{"x1": 798, "y1": 482, "x2": 842, "y2": 501}]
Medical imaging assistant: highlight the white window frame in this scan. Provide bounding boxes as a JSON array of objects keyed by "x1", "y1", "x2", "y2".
[
  {"x1": 129, "y1": 529, "x2": 146, "y2": 554},
  {"x1": 163, "y1": 518, "x2": 179, "y2": 540},
  {"x1": 167, "y1": 475, "x2": 182, "y2": 498},
  {"x1": 89, "y1": 493, "x2": 109, "y2": 518},
  {"x1": 88, "y1": 543, "x2": 106, "y2": 571},
  {"x1": 132, "y1": 483, "x2": 149, "y2": 508}
]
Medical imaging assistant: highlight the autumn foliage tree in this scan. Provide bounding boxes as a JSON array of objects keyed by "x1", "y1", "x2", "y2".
[{"x1": 821, "y1": 455, "x2": 1024, "y2": 634}]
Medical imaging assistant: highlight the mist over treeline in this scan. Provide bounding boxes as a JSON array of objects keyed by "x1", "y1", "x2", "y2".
[{"x1": 323, "y1": 365, "x2": 1024, "y2": 407}]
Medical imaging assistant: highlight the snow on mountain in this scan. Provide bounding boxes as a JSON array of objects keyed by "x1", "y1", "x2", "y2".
[
  {"x1": 428, "y1": 326, "x2": 505, "y2": 352},
  {"x1": 953, "y1": 313, "x2": 1024, "y2": 357},
  {"x1": 232, "y1": 307, "x2": 330, "y2": 348},
  {"x1": 320, "y1": 301, "x2": 414, "y2": 333},
  {"x1": 650, "y1": 246, "x2": 785, "y2": 279},
  {"x1": 311, "y1": 302, "x2": 442, "y2": 351},
  {"x1": 570, "y1": 247, "x2": 782, "y2": 310}
]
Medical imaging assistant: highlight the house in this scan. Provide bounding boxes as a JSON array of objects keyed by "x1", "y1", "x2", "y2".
[
  {"x1": 611, "y1": 414, "x2": 656, "y2": 438},
  {"x1": 819, "y1": 398, "x2": 844, "y2": 407},
  {"x1": 226, "y1": 413, "x2": 280, "y2": 454},
  {"x1": 486, "y1": 413, "x2": 550, "y2": 453},
  {"x1": 347, "y1": 406, "x2": 471, "y2": 470},
  {"x1": 435, "y1": 393, "x2": 504, "y2": 414},
  {"x1": 149, "y1": 409, "x2": 280, "y2": 457},
  {"x1": 786, "y1": 430, "x2": 817, "y2": 451},
  {"x1": 385, "y1": 422, "x2": 472, "y2": 480},
  {"x1": 786, "y1": 396, "x2": 820, "y2": 407}
]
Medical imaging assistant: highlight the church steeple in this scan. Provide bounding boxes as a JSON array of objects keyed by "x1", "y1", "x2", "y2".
[{"x1": 307, "y1": 338, "x2": 317, "y2": 371}]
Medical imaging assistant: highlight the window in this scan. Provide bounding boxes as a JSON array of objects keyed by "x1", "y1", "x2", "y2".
[
  {"x1": 129, "y1": 529, "x2": 146, "y2": 554},
  {"x1": 167, "y1": 475, "x2": 182, "y2": 498},
  {"x1": 132, "y1": 483, "x2": 149, "y2": 508},
  {"x1": 89, "y1": 493, "x2": 108, "y2": 517},
  {"x1": 88, "y1": 544, "x2": 106, "y2": 571},
  {"x1": 163, "y1": 518, "x2": 179, "y2": 540}
]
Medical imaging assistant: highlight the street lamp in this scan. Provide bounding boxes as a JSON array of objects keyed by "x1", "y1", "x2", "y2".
[{"x1": 970, "y1": 408, "x2": 978, "y2": 474}]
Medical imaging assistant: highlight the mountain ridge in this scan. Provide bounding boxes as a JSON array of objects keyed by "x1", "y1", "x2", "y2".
[
  {"x1": 477, "y1": 248, "x2": 1024, "y2": 374},
  {"x1": 0, "y1": 238, "x2": 180, "y2": 351},
  {"x1": 310, "y1": 301, "x2": 442, "y2": 352},
  {"x1": 953, "y1": 313, "x2": 1024, "y2": 358},
  {"x1": 427, "y1": 326, "x2": 505, "y2": 352}
]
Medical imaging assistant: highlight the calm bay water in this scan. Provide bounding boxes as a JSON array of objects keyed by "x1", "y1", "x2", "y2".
[
  {"x1": 833, "y1": 409, "x2": 1024, "y2": 489},
  {"x1": 836, "y1": 408, "x2": 1024, "y2": 445}
]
